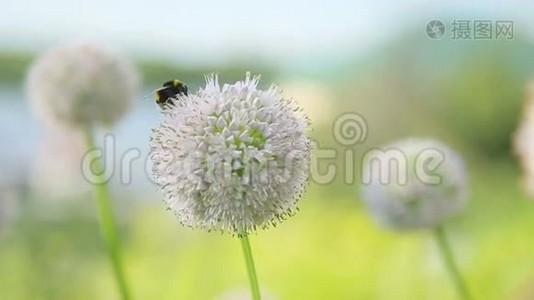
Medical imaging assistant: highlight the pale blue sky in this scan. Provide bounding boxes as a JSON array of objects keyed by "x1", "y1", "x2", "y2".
[{"x1": 0, "y1": 0, "x2": 532, "y2": 65}]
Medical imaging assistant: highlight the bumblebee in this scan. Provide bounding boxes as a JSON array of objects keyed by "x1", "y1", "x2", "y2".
[{"x1": 154, "y1": 79, "x2": 189, "y2": 109}]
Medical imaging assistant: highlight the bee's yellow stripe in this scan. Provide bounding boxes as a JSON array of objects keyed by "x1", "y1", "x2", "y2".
[{"x1": 173, "y1": 79, "x2": 182, "y2": 86}]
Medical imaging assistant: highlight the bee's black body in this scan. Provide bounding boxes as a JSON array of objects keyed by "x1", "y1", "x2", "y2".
[{"x1": 155, "y1": 79, "x2": 188, "y2": 109}]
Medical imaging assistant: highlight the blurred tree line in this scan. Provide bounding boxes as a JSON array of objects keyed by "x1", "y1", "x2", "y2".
[
  {"x1": 336, "y1": 31, "x2": 534, "y2": 158},
  {"x1": 0, "y1": 51, "x2": 276, "y2": 87},
  {"x1": 2, "y1": 31, "x2": 534, "y2": 159}
]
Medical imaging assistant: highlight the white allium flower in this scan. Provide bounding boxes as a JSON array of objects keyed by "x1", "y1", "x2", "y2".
[
  {"x1": 360, "y1": 138, "x2": 468, "y2": 229},
  {"x1": 514, "y1": 83, "x2": 534, "y2": 197},
  {"x1": 150, "y1": 73, "x2": 310, "y2": 234},
  {"x1": 27, "y1": 43, "x2": 139, "y2": 128}
]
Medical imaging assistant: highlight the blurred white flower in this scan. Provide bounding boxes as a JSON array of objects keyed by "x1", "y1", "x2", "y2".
[
  {"x1": 360, "y1": 138, "x2": 468, "y2": 229},
  {"x1": 150, "y1": 73, "x2": 310, "y2": 234},
  {"x1": 26, "y1": 43, "x2": 139, "y2": 128},
  {"x1": 514, "y1": 83, "x2": 534, "y2": 197},
  {"x1": 281, "y1": 80, "x2": 333, "y2": 126}
]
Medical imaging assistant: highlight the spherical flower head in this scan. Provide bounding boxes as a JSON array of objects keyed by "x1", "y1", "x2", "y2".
[
  {"x1": 150, "y1": 73, "x2": 310, "y2": 234},
  {"x1": 514, "y1": 83, "x2": 534, "y2": 197},
  {"x1": 26, "y1": 43, "x2": 140, "y2": 128},
  {"x1": 360, "y1": 138, "x2": 468, "y2": 230}
]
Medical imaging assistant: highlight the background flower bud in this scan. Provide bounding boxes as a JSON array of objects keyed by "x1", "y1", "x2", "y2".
[
  {"x1": 360, "y1": 138, "x2": 468, "y2": 229},
  {"x1": 26, "y1": 43, "x2": 140, "y2": 128}
]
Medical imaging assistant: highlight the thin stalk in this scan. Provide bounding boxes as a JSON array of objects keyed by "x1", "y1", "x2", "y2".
[
  {"x1": 433, "y1": 226, "x2": 471, "y2": 300},
  {"x1": 84, "y1": 128, "x2": 131, "y2": 300},
  {"x1": 239, "y1": 234, "x2": 261, "y2": 300}
]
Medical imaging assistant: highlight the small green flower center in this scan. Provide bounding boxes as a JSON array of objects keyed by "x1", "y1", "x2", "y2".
[{"x1": 249, "y1": 128, "x2": 267, "y2": 149}]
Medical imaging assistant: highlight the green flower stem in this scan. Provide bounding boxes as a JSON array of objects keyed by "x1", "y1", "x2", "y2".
[
  {"x1": 239, "y1": 234, "x2": 261, "y2": 300},
  {"x1": 84, "y1": 128, "x2": 131, "y2": 300},
  {"x1": 433, "y1": 226, "x2": 471, "y2": 300}
]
